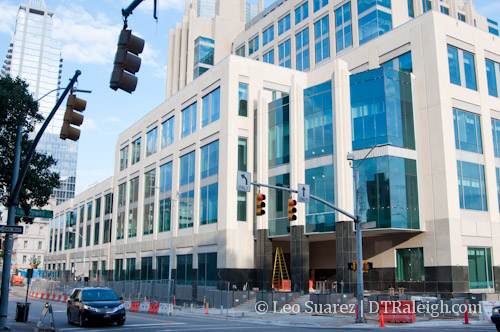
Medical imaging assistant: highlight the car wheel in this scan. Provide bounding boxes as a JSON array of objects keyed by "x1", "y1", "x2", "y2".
[
  {"x1": 67, "y1": 311, "x2": 72, "y2": 325},
  {"x1": 78, "y1": 313, "x2": 85, "y2": 327},
  {"x1": 117, "y1": 319, "x2": 125, "y2": 326}
]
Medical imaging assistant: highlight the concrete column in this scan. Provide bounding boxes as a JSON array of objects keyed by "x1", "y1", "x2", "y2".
[
  {"x1": 179, "y1": 17, "x2": 189, "y2": 90},
  {"x1": 290, "y1": 225, "x2": 309, "y2": 293},
  {"x1": 255, "y1": 90, "x2": 272, "y2": 291},
  {"x1": 166, "y1": 29, "x2": 175, "y2": 98},
  {"x1": 331, "y1": 59, "x2": 356, "y2": 294}
]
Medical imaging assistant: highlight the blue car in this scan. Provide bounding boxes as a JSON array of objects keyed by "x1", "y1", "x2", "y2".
[
  {"x1": 67, "y1": 287, "x2": 125, "y2": 327},
  {"x1": 491, "y1": 306, "x2": 500, "y2": 332}
]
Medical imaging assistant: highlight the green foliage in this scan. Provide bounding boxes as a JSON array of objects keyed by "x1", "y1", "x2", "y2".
[
  {"x1": 28, "y1": 254, "x2": 41, "y2": 269},
  {"x1": 0, "y1": 76, "x2": 60, "y2": 223}
]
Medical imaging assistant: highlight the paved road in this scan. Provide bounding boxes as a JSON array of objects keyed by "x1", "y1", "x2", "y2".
[{"x1": 6, "y1": 287, "x2": 498, "y2": 331}]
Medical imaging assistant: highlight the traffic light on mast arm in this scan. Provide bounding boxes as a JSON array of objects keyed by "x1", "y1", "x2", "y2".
[
  {"x1": 288, "y1": 198, "x2": 297, "y2": 221},
  {"x1": 256, "y1": 192, "x2": 266, "y2": 216},
  {"x1": 110, "y1": 28, "x2": 145, "y2": 93},
  {"x1": 60, "y1": 93, "x2": 86, "y2": 141}
]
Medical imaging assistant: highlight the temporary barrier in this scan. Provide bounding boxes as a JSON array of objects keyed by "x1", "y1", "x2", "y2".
[
  {"x1": 124, "y1": 301, "x2": 131, "y2": 310},
  {"x1": 138, "y1": 302, "x2": 150, "y2": 313},
  {"x1": 129, "y1": 301, "x2": 140, "y2": 312},
  {"x1": 148, "y1": 302, "x2": 160, "y2": 314},
  {"x1": 379, "y1": 301, "x2": 416, "y2": 323},
  {"x1": 158, "y1": 303, "x2": 172, "y2": 316}
]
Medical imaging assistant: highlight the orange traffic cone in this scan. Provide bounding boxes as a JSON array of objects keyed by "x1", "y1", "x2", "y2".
[
  {"x1": 380, "y1": 309, "x2": 386, "y2": 328},
  {"x1": 205, "y1": 303, "x2": 209, "y2": 314}
]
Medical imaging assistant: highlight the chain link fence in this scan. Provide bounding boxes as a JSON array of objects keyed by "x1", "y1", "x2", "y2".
[{"x1": 30, "y1": 279, "x2": 174, "y2": 302}]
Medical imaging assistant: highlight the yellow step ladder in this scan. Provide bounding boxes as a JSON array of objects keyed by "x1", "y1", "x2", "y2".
[{"x1": 272, "y1": 247, "x2": 290, "y2": 290}]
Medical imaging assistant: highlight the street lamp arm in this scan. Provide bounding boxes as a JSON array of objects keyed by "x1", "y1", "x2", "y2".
[{"x1": 352, "y1": 143, "x2": 392, "y2": 169}]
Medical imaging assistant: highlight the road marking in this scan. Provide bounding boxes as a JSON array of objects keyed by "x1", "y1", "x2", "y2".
[
  {"x1": 162, "y1": 327, "x2": 268, "y2": 331},
  {"x1": 126, "y1": 314, "x2": 181, "y2": 324},
  {"x1": 62, "y1": 323, "x2": 185, "y2": 331}
]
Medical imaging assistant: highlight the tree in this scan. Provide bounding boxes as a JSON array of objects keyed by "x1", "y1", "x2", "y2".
[
  {"x1": 0, "y1": 76, "x2": 60, "y2": 222},
  {"x1": 28, "y1": 255, "x2": 41, "y2": 269}
]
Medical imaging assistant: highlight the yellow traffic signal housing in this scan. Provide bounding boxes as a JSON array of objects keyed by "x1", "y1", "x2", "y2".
[
  {"x1": 256, "y1": 193, "x2": 266, "y2": 216},
  {"x1": 60, "y1": 94, "x2": 86, "y2": 141},
  {"x1": 287, "y1": 198, "x2": 297, "y2": 221},
  {"x1": 348, "y1": 261, "x2": 357, "y2": 271},
  {"x1": 110, "y1": 29, "x2": 145, "y2": 93},
  {"x1": 363, "y1": 260, "x2": 373, "y2": 273}
]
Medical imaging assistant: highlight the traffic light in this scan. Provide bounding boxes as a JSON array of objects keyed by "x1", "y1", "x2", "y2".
[
  {"x1": 110, "y1": 28, "x2": 145, "y2": 93},
  {"x1": 60, "y1": 93, "x2": 86, "y2": 141},
  {"x1": 256, "y1": 192, "x2": 266, "y2": 216},
  {"x1": 287, "y1": 198, "x2": 297, "y2": 221},
  {"x1": 348, "y1": 261, "x2": 357, "y2": 271},
  {"x1": 363, "y1": 261, "x2": 373, "y2": 273}
]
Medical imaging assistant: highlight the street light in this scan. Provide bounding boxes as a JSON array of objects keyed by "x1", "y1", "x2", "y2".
[{"x1": 347, "y1": 142, "x2": 391, "y2": 323}]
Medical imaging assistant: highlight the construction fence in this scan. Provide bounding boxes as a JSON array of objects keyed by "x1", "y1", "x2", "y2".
[{"x1": 29, "y1": 279, "x2": 174, "y2": 302}]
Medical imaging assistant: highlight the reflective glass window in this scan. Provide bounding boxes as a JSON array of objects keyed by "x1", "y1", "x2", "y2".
[
  {"x1": 248, "y1": 35, "x2": 259, "y2": 55},
  {"x1": 313, "y1": 0, "x2": 328, "y2": 12},
  {"x1": 263, "y1": 25, "x2": 274, "y2": 46},
  {"x1": 146, "y1": 127, "x2": 158, "y2": 156},
  {"x1": 278, "y1": 14, "x2": 291, "y2": 35},
  {"x1": 181, "y1": 102, "x2": 197, "y2": 138},
  {"x1": 457, "y1": 160, "x2": 487, "y2": 211},
  {"x1": 314, "y1": 16, "x2": 330, "y2": 63},
  {"x1": 304, "y1": 81, "x2": 333, "y2": 158},
  {"x1": 263, "y1": 49, "x2": 274, "y2": 64},
  {"x1": 305, "y1": 165, "x2": 335, "y2": 233},
  {"x1": 278, "y1": 39, "x2": 291, "y2": 68},
  {"x1": 202, "y1": 88, "x2": 220, "y2": 127},
  {"x1": 453, "y1": 109, "x2": 482, "y2": 154},
  {"x1": 335, "y1": 2, "x2": 352, "y2": 52},
  {"x1": 486, "y1": 59, "x2": 499, "y2": 97},
  {"x1": 296, "y1": 28, "x2": 310, "y2": 71},
  {"x1": 268, "y1": 96, "x2": 290, "y2": 167},
  {"x1": 295, "y1": 2, "x2": 309, "y2": 24},
  {"x1": 161, "y1": 116, "x2": 174, "y2": 148}
]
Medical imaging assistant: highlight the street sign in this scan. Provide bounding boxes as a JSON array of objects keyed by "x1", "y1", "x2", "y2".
[
  {"x1": 297, "y1": 184, "x2": 310, "y2": 203},
  {"x1": 15, "y1": 208, "x2": 53, "y2": 219},
  {"x1": 0, "y1": 225, "x2": 23, "y2": 234},
  {"x1": 237, "y1": 171, "x2": 251, "y2": 192}
]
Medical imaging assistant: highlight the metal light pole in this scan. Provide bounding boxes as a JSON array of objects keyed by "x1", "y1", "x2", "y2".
[
  {"x1": 348, "y1": 143, "x2": 391, "y2": 323},
  {"x1": 0, "y1": 70, "x2": 83, "y2": 329}
]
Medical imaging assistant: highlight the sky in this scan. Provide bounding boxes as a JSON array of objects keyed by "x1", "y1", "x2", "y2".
[{"x1": 0, "y1": 0, "x2": 499, "y2": 196}]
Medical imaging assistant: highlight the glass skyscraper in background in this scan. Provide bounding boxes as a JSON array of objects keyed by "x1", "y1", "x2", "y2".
[{"x1": 1, "y1": 0, "x2": 78, "y2": 205}]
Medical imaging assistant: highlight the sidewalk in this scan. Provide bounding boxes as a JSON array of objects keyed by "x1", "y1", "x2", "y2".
[
  {"x1": 2, "y1": 317, "x2": 62, "y2": 332},
  {"x1": 170, "y1": 304, "x2": 496, "y2": 329}
]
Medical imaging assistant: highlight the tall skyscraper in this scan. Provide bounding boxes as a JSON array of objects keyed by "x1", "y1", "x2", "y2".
[{"x1": 1, "y1": 0, "x2": 78, "y2": 205}]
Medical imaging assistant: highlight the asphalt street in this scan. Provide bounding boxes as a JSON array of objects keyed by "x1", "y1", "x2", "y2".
[{"x1": 5, "y1": 287, "x2": 499, "y2": 331}]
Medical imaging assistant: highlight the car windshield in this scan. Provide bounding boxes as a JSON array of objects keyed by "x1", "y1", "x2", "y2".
[{"x1": 81, "y1": 289, "x2": 119, "y2": 301}]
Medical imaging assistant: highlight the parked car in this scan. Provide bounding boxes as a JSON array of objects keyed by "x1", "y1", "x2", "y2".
[
  {"x1": 491, "y1": 306, "x2": 500, "y2": 331},
  {"x1": 67, "y1": 287, "x2": 125, "y2": 327}
]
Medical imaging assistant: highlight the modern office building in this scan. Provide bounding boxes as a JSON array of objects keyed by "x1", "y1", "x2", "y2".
[
  {"x1": 46, "y1": 0, "x2": 500, "y2": 299},
  {"x1": 1, "y1": 0, "x2": 78, "y2": 205}
]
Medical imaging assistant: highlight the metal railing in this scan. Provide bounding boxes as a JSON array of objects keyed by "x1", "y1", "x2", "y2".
[{"x1": 30, "y1": 279, "x2": 174, "y2": 302}]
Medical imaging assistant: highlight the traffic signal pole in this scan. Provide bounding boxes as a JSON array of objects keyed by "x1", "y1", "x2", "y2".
[
  {"x1": 251, "y1": 181, "x2": 356, "y2": 221},
  {"x1": 0, "y1": 70, "x2": 81, "y2": 329}
]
